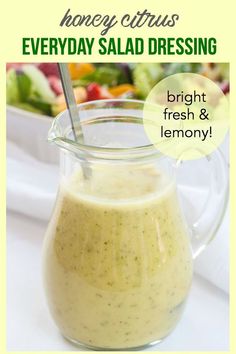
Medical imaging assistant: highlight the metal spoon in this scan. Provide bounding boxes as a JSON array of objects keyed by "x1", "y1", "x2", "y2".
[{"x1": 58, "y1": 63, "x2": 91, "y2": 178}]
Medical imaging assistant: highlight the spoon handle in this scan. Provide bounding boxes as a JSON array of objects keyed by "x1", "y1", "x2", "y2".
[
  {"x1": 57, "y1": 63, "x2": 83, "y2": 142},
  {"x1": 58, "y1": 63, "x2": 91, "y2": 178}
]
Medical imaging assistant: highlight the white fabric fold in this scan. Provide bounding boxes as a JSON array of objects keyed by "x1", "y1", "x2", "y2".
[{"x1": 7, "y1": 142, "x2": 59, "y2": 221}]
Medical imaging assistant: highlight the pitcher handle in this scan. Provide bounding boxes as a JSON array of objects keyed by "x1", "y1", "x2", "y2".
[{"x1": 176, "y1": 148, "x2": 229, "y2": 259}]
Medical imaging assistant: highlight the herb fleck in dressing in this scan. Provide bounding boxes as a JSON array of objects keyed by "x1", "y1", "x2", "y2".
[{"x1": 43, "y1": 167, "x2": 193, "y2": 349}]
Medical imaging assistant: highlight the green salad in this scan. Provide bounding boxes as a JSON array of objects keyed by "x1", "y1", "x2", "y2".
[{"x1": 6, "y1": 62, "x2": 229, "y2": 117}]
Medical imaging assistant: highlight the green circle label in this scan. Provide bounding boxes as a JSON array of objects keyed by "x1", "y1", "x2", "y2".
[{"x1": 143, "y1": 73, "x2": 229, "y2": 160}]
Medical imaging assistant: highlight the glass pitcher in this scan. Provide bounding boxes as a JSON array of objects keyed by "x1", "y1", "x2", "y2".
[{"x1": 43, "y1": 99, "x2": 228, "y2": 350}]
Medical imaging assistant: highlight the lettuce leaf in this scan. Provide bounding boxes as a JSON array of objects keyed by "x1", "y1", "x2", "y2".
[
  {"x1": 73, "y1": 65, "x2": 128, "y2": 87},
  {"x1": 133, "y1": 63, "x2": 164, "y2": 98},
  {"x1": 17, "y1": 72, "x2": 32, "y2": 101},
  {"x1": 6, "y1": 69, "x2": 20, "y2": 104}
]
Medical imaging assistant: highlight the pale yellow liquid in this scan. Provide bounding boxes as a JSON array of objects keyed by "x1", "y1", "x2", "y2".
[{"x1": 43, "y1": 166, "x2": 193, "y2": 349}]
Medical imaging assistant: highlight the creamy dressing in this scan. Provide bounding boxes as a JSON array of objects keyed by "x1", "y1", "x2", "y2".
[{"x1": 43, "y1": 166, "x2": 193, "y2": 349}]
